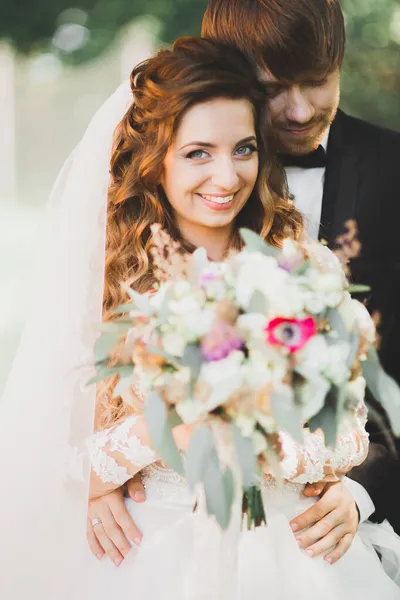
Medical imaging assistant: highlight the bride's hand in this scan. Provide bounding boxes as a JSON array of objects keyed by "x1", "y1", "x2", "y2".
[{"x1": 87, "y1": 475, "x2": 146, "y2": 567}]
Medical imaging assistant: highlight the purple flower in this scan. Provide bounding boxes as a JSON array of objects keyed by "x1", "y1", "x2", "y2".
[{"x1": 201, "y1": 321, "x2": 243, "y2": 362}]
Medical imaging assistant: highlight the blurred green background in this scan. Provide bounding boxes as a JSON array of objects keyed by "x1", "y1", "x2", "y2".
[
  {"x1": 1, "y1": 0, "x2": 399, "y2": 128},
  {"x1": 0, "y1": 0, "x2": 399, "y2": 389}
]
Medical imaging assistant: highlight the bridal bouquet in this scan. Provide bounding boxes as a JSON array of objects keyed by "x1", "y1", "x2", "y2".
[{"x1": 91, "y1": 225, "x2": 400, "y2": 529}]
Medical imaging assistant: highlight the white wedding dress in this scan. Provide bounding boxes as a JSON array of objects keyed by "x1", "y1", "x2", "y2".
[{"x1": 65, "y1": 390, "x2": 400, "y2": 600}]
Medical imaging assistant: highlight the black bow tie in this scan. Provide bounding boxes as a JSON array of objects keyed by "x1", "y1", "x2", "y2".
[{"x1": 278, "y1": 145, "x2": 327, "y2": 169}]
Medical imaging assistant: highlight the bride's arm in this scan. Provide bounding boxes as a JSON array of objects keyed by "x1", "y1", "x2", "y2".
[
  {"x1": 88, "y1": 411, "x2": 190, "y2": 499},
  {"x1": 279, "y1": 377, "x2": 369, "y2": 484}
]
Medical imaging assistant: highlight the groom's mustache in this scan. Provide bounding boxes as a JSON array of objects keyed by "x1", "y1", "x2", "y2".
[{"x1": 274, "y1": 116, "x2": 328, "y2": 131}]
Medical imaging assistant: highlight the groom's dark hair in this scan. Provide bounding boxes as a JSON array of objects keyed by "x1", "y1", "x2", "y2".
[{"x1": 201, "y1": 0, "x2": 346, "y2": 81}]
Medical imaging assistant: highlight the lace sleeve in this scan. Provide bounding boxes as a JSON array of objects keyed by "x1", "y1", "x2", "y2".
[
  {"x1": 279, "y1": 377, "x2": 369, "y2": 484},
  {"x1": 87, "y1": 414, "x2": 158, "y2": 498}
]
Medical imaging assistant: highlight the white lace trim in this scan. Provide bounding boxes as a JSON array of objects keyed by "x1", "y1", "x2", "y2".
[{"x1": 88, "y1": 415, "x2": 156, "y2": 484}]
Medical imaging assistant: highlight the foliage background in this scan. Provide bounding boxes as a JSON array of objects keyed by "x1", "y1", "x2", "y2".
[{"x1": 1, "y1": 0, "x2": 399, "y2": 129}]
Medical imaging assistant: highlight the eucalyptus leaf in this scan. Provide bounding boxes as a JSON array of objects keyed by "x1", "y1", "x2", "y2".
[
  {"x1": 94, "y1": 333, "x2": 121, "y2": 364},
  {"x1": 146, "y1": 345, "x2": 180, "y2": 367},
  {"x1": 203, "y1": 452, "x2": 232, "y2": 530},
  {"x1": 87, "y1": 364, "x2": 132, "y2": 385},
  {"x1": 168, "y1": 408, "x2": 183, "y2": 429},
  {"x1": 232, "y1": 426, "x2": 257, "y2": 489},
  {"x1": 144, "y1": 392, "x2": 184, "y2": 475},
  {"x1": 179, "y1": 344, "x2": 203, "y2": 380},
  {"x1": 308, "y1": 385, "x2": 345, "y2": 447},
  {"x1": 326, "y1": 307, "x2": 350, "y2": 343},
  {"x1": 121, "y1": 283, "x2": 153, "y2": 314},
  {"x1": 113, "y1": 373, "x2": 134, "y2": 398},
  {"x1": 159, "y1": 428, "x2": 185, "y2": 476},
  {"x1": 348, "y1": 284, "x2": 371, "y2": 294},
  {"x1": 247, "y1": 290, "x2": 268, "y2": 314},
  {"x1": 239, "y1": 228, "x2": 280, "y2": 258},
  {"x1": 99, "y1": 320, "x2": 132, "y2": 334},
  {"x1": 186, "y1": 424, "x2": 214, "y2": 490},
  {"x1": 346, "y1": 331, "x2": 360, "y2": 368},
  {"x1": 362, "y1": 356, "x2": 400, "y2": 436},
  {"x1": 222, "y1": 467, "x2": 235, "y2": 515},
  {"x1": 143, "y1": 391, "x2": 168, "y2": 448},
  {"x1": 270, "y1": 390, "x2": 303, "y2": 443},
  {"x1": 113, "y1": 303, "x2": 136, "y2": 315}
]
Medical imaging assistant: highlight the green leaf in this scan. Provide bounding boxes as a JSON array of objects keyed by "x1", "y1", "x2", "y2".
[
  {"x1": 179, "y1": 344, "x2": 203, "y2": 380},
  {"x1": 247, "y1": 290, "x2": 268, "y2": 314},
  {"x1": 326, "y1": 307, "x2": 350, "y2": 343},
  {"x1": 113, "y1": 373, "x2": 134, "y2": 398},
  {"x1": 94, "y1": 333, "x2": 121, "y2": 364},
  {"x1": 87, "y1": 365, "x2": 132, "y2": 386},
  {"x1": 99, "y1": 320, "x2": 132, "y2": 333},
  {"x1": 308, "y1": 385, "x2": 345, "y2": 447},
  {"x1": 222, "y1": 467, "x2": 235, "y2": 517},
  {"x1": 270, "y1": 390, "x2": 303, "y2": 443},
  {"x1": 168, "y1": 408, "x2": 183, "y2": 429},
  {"x1": 146, "y1": 344, "x2": 180, "y2": 367},
  {"x1": 113, "y1": 303, "x2": 136, "y2": 315},
  {"x1": 144, "y1": 391, "x2": 168, "y2": 448},
  {"x1": 121, "y1": 283, "x2": 153, "y2": 314},
  {"x1": 348, "y1": 284, "x2": 371, "y2": 294},
  {"x1": 362, "y1": 355, "x2": 400, "y2": 436},
  {"x1": 239, "y1": 228, "x2": 281, "y2": 258},
  {"x1": 346, "y1": 331, "x2": 360, "y2": 368},
  {"x1": 232, "y1": 426, "x2": 257, "y2": 489},
  {"x1": 186, "y1": 424, "x2": 214, "y2": 490},
  {"x1": 203, "y1": 452, "x2": 233, "y2": 530},
  {"x1": 144, "y1": 392, "x2": 184, "y2": 475}
]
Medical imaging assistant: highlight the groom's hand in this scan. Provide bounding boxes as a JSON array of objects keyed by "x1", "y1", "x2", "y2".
[
  {"x1": 87, "y1": 475, "x2": 146, "y2": 566},
  {"x1": 289, "y1": 481, "x2": 359, "y2": 564}
]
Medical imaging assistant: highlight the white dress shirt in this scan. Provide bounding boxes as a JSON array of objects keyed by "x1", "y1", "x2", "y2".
[
  {"x1": 284, "y1": 128, "x2": 375, "y2": 523},
  {"x1": 285, "y1": 129, "x2": 329, "y2": 241}
]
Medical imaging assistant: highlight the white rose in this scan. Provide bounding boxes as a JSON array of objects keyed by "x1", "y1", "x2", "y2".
[
  {"x1": 235, "y1": 252, "x2": 284, "y2": 308},
  {"x1": 182, "y1": 309, "x2": 215, "y2": 339},
  {"x1": 237, "y1": 313, "x2": 268, "y2": 339},
  {"x1": 323, "y1": 343, "x2": 351, "y2": 385},
  {"x1": 296, "y1": 334, "x2": 329, "y2": 373},
  {"x1": 162, "y1": 332, "x2": 186, "y2": 357},
  {"x1": 337, "y1": 292, "x2": 356, "y2": 331},
  {"x1": 352, "y1": 300, "x2": 376, "y2": 344},
  {"x1": 169, "y1": 295, "x2": 201, "y2": 315}
]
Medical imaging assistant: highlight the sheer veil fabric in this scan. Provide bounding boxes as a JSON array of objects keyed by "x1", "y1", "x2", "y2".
[{"x1": 0, "y1": 81, "x2": 132, "y2": 599}]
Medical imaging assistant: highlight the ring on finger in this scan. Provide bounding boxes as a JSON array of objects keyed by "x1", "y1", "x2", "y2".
[{"x1": 91, "y1": 517, "x2": 102, "y2": 527}]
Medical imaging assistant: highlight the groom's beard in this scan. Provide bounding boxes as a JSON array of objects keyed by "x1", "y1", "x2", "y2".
[{"x1": 271, "y1": 104, "x2": 339, "y2": 156}]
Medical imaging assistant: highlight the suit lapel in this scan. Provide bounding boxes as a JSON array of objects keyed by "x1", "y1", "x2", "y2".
[{"x1": 319, "y1": 111, "x2": 361, "y2": 248}]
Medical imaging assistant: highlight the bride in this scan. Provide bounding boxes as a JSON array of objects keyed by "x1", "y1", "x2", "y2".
[{"x1": 0, "y1": 37, "x2": 399, "y2": 600}]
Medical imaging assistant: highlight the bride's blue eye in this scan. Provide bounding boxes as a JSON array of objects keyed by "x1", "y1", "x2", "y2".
[
  {"x1": 186, "y1": 149, "x2": 208, "y2": 160},
  {"x1": 235, "y1": 145, "x2": 257, "y2": 156}
]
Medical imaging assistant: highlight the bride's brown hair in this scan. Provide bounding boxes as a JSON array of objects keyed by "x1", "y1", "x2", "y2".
[{"x1": 100, "y1": 36, "x2": 303, "y2": 426}]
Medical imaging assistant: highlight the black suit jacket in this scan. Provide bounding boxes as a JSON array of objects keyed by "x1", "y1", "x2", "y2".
[{"x1": 320, "y1": 109, "x2": 400, "y2": 532}]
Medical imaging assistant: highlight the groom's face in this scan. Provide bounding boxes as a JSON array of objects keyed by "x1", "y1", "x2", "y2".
[{"x1": 260, "y1": 68, "x2": 340, "y2": 156}]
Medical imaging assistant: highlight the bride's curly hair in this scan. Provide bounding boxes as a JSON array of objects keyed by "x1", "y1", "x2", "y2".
[{"x1": 99, "y1": 36, "x2": 303, "y2": 426}]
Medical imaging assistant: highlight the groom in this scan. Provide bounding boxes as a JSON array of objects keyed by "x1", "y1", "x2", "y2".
[
  {"x1": 202, "y1": 0, "x2": 400, "y2": 524},
  {"x1": 87, "y1": 0, "x2": 400, "y2": 568}
]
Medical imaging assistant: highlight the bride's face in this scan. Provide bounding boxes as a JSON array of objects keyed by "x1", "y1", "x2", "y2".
[{"x1": 161, "y1": 97, "x2": 259, "y2": 238}]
